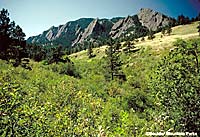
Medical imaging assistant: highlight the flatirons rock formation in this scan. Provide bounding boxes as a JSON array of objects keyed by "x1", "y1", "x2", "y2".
[
  {"x1": 110, "y1": 15, "x2": 146, "y2": 39},
  {"x1": 73, "y1": 19, "x2": 105, "y2": 45},
  {"x1": 138, "y1": 8, "x2": 174, "y2": 31},
  {"x1": 27, "y1": 18, "x2": 94, "y2": 46},
  {"x1": 27, "y1": 8, "x2": 173, "y2": 47},
  {"x1": 72, "y1": 18, "x2": 115, "y2": 46}
]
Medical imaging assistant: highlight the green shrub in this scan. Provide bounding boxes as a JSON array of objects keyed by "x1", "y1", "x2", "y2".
[
  {"x1": 150, "y1": 39, "x2": 200, "y2": 133},
  {"x1": 48, "y1": 62, "x2": 81, "y2": 78},
  {"x1": 0, "y1": 80, "x2": 28, "y2": 136}
]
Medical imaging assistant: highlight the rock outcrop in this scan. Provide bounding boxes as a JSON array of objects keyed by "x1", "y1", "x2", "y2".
[
  {"x1": 27, "y1": 8, "x2": 173, "y2": 47},
  {"x1": 110, "y1": 15, "x2": 143, "y2": 38},
  {"x1": 72, "y1": 18, "x2": 114, "y2": 46},
  {"x1": 77, "y1": 19, "x2": 104, "y2": 43},
  {"x1": 138, "y1": 8, "x2": 172, "y2": 31},
  {"x1": 27, "y1": 18, "x2": 94, "y2": 47}
]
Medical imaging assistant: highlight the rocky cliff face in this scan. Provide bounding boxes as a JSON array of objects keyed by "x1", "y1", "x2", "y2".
[
  {"x1": 110, "y1": 15, "x2": 143, "y2": 38},
  {"x1": 74, "y1": 19, "x2": 105, "y2": 44},
  {"x1": 27, "y1": 8, "x2": 173, "y2": 47},
  {"x1": 109, "y1": 8, "x2": 173, "y2": 38},
  {"x1": 137, "y1": 8, "x2": 172, "y2": 31},
  {"x1": 72, "y1": 18, "x2": 114, "y2": 46},
  {"x1": 27, "y1": 18, "x2": 94, "y2": 47}
]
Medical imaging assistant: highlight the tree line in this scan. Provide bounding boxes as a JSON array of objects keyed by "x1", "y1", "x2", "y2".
[
  {"x1": 0, "y1": 8, "x2": 81, "y2": 78},
  {"x1": 0, "y1": 8, "x2": 73, "y2": 66},
  {"x1": 0, "y1": 9, "x2": 26, "y2": 66}
]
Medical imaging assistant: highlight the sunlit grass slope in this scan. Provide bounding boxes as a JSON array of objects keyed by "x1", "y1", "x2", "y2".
[{"x1": 70, "y1": 21, "x2": 199, "y2": 59}]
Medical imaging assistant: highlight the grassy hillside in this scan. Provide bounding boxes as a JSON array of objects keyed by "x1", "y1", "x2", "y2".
[
  {"x1": 70, "y1": 22, "x2": 199, "y2": 59},
  {"x1": 136, "y1": 22, "x2": 199, "y2": 51},
  {"x1": 1, "y1": 22, "x2": 199, "y2": 136}
]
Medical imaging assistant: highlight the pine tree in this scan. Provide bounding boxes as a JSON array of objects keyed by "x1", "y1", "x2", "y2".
[
  {"x1": 161, "y1": 27, "x2": 166, "y2": 36},
  {"x1": 105, "y1": 39, "x2": 126, "y2": 81},
  {"x1": 147, "y1": 29, "x2": 155, "y2": 40},
  {"x1": 47, "y1": 46, "x2": 64, "y2": 64},
  {"x1": 10, "y1": 25, "x2": 26, "y2": 66},
  {"x1": 0, "y1": 9, "x2": 11, "y2": 59},
  {"x1": 177, "y1": 14, "x2": 186, "y2": 25},
  {"x1": 87, "y1": 42, "x2": 95, "y2": 58},
  {"x1": 196, "y1": 12, "x2": 200, "y2": 21},
  {"x1": 198, "y1": 22, "x2": 200, "y2": 36},
  {"x1": 124, "y1": 40, "x2": 133, "y2": 53},
  {"x1": 141, "y1": 37, "x2": 145, "y2": 42},
  {"x1": 126, "y1": 40, "x2": 131, "y2": 53},
  {"x1": 0, "y1": 9, "x2": 26, "y2": 66},
  {"x1": 166, "y1": 25, "x2": 172, "y2": 36}
]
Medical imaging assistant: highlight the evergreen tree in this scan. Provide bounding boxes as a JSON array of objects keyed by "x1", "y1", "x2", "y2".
[
  {"x1": 141, "y1": 37, "x2": 145, "y2": 42},
  {"x1": 0, "y1": 8, "x2": 12, "y2": 59},
  {"x1": 196, "y1": 12, "x2": 200, "y2": 21},
  {"x1": 26, "y1": 44, "x2": 47, "y2": 62},
  {"x1": 10, "y1": 25, "x2": 26, "y2": 66},
  {"x1": 147, "y1": 29, "x2": 155, "y2": 40},
  {"x1": 177, "y1": 15, "x2": 190, "y2": 25},
  {"x1": 105, "y1": 39, "x2": 125, "y2": 81},
  {"x1": 198, "y1": 22, "x2": 200, "y2": 36},
  {"x1": 0, "y1": 8, "x2": 26, "y2": 66},
  {"x1": 177, "y1": 15, "x2": 186, "y2": 25},
  {"x1": 47, "y1": 46, "x2": 64, "y2": 64},
  {"x1": 126, "y1": 40, "x2": 131, "y2": 53},
  {"x1": 166, "y1": 25, "x2": 172, "y2": 36},
  {"x1": 185, "y1": 16, "x2": 190, "y2": 24},
  {"x1": 161, "y1": 27, "x2": 166, "y2": 36},
  {"x1": 87, "y1": 44, "x2": 94, "y2": 58},
  {"x1": 124, "y1": 40, "x2": 133, "y2": 53}
]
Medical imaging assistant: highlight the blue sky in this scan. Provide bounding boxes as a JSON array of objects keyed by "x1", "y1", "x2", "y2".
[{"x1": 0, "y1": 0, "x2": 200, "y2": 38}]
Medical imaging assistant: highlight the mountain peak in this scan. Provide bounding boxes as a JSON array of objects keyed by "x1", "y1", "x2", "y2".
[
  {"x1": 138, "y1": 8, "x2": 173, "y2": 31},
  {"x1": 27, "y1": 8, "x2": 173, "y2": 47},
  {"x1": 139, "y1": 8, "x2": 153, "y2": 13},
  {"x1": 72, "y1": 18, "x2": 106, "y2": 45}
]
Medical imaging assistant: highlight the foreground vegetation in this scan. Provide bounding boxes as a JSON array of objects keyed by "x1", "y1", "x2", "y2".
[{"x1": 1, "y1": 38, "x2": 200, "y2": 136}]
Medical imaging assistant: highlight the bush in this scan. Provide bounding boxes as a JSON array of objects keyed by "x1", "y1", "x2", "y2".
[
  {"x1": 150, "y1": 39, "x2": 200, "y2": 133},
  {"x1": 127, "y1": 90, "x2": 152, "y2": 113},
  {"x1": 0, "y1": 79, "x2": 29, "y2": 136},
  {"x1": 49, "y1": 62, "x2": 81, "y2": 78},
  {"x1": 141, "y1": 37, "x2": 145, "y2": 41}
]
